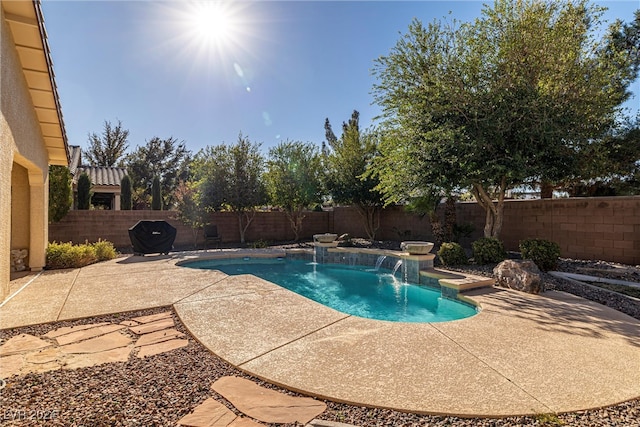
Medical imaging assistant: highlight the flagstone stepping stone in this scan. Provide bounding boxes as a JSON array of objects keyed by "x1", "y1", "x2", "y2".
[
  {"x1": 0, "y1": 354, "x2": 24, "y2": 378},
  {"x1": 131, "y1": 311, "x2": 172, "y2": 324},
  {"x1": 136, "y1": 338, "x2": 188, "y2": 358},
  {"x1": 60, "y1": 331, "x2": 132, "y2": 354},
  {"x1": 54, "y1": 324, "x2": 125, "y2": 346},
  {"x1": 177, "y1": 398, "x2": 237, "y2": 427},
  {"x1": 0, "y1": 334, "x2": 51, "y2": 356},
  {"x1": 211, "y1": 376, "x2": 326, "y2": 424},
  {"x1": 129, "y1": 317, "x2": 175, "y2": 335},
  {"x1": 25, "y1": 347, "x2": 64, "y2": 365},
  {"x1": 119, "y1": 320, "x2": 139, "y2": 327},
  {"x1": 228, "y1": 417, "x2": 264, "y2": 427},
  {"x1": 134, "y1": 328, "x2": 185, "y2": 347},
  {"x1": 63, "y1": 347, "x2": 131, "y2": 370},
  {"x1": 43, "y1": 322, "x2": 110, "y2": 339}
]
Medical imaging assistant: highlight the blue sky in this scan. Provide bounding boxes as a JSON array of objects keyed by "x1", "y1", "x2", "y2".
[{"x1": 42, "y1": 1, "x2": 639, "y2": 156}]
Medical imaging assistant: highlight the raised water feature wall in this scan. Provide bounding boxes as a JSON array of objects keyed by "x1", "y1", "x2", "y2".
[{"x1": 311, "y1": 245, "x2": 434, "y2": 285}]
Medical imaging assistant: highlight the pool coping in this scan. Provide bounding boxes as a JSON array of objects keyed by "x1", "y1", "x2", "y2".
[{"x1": 2, "y1": 249, "x2": 639, "y2": 418}]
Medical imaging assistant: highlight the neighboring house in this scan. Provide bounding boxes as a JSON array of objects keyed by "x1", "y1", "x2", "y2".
[
  {"x1": 1, "y1": 0, "x2": 69, "y2": 300},
  {"x1": 68, "y1": 145, "x2": 128, "y2": 210}
]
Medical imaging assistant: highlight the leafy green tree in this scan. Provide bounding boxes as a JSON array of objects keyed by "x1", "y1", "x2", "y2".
[
  {"x1": 48, "y1": 165, "x2": 72, "y2": 222},
  {"x1": 120, "y1": 174, "x2": 132, "y2": 210},
  {"x1": 371, "y1": 0, "x2": 638, "y2": 238},
  {"x1": 125, "y1": 136, "x2": 191, "y2": 209},
  {"x1": 173, "y1": 180, "x2": 209, "y2": 248},
  {"x1": 77, "y1": 172, "x2": 92, "y2": 210},
  {"x1": 324, "y1": 110, "x2": 383, "y2": 240},
  {"x1": 151, "y1": 176, "x2": 162, "y2": 210},
  {"x1": 193, "y1": 134, "x2": 265, "y2": 244},
  {"x1": 86, "y1": 120, "x2": 129, "y2": 167},
  {"x1": 265, "y1": 140, "x2": 323, "y2": 241},
  {"x1": 565, "y1": 113, "x2": 640, "y2": 196}
]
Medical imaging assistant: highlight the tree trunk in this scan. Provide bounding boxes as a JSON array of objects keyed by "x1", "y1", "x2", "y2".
[
  {"x1": 429, "y1": 213, "x2": 445, "y2": 245},
  {"x1": 237, "y1": 210, "x2": 255, "y2": 244},
  {"x1": 285, "y1": 208, "x2": 305, "y2": 242},
  {"x1": 472, "y1": 179, "x2": 507, "y2": 238},
  {"x1": 355, "y1": 204, "x2": 380, "y2": 241},
  {"x1": 540, "y1": 180, "x2": 554, "y2": 199}
]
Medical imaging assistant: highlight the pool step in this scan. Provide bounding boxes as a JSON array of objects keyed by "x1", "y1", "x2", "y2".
[{"x1": 421, "y1": 268, "x2": 495, "y2": 293}]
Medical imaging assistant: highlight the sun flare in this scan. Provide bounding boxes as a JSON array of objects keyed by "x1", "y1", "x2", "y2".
[{"x1": 189, "y1": 2, "x2": 235, "y2": 46}]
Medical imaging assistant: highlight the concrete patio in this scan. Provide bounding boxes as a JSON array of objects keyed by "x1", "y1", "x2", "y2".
[{"x1": 1, "y1": 250, "x2": 639, "y2": 417}]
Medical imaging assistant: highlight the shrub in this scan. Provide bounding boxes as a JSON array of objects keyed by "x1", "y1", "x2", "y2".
[
  {"x1": 77, "y1": 172, "x2": 92, "y2": 210},
  {"x1": 46, "y1": 240, "x2": 117, "y2": 269},
  {"x1": 437, "y1": 242, "x2": 468, "y2": 265},
  {"x1": 93, "y1": 239, "x2": 118, "y2": 261},
  {"x1": 472, "y1": 237, "x2": 506, "y2": 264},
  {"x1": 520, "y1": 238, "x2": 561, "y2": 271},
  {"x1": 151, "y1": 176, "x2": 162, "y2": 210},
  {"x1": 120, "y1": 175, "x2": 132, "y2": 210}
]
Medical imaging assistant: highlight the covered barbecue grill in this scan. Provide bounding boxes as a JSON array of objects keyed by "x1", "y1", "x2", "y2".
[{"x1": 128, "y1": 220, "x2": 176, "y2": 255}]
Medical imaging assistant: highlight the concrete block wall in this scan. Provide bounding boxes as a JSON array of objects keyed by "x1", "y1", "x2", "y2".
[
  {"x1": 48, "y1": 196, "x2": 640, "y2": 264},
  {"x1": 456, "y1": 196, "x2": 640, "y2": 265}
]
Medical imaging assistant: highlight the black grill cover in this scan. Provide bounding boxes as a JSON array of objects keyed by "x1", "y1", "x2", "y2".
[{"x1": 128, "y1": 220, "x2": 177, "y2": 255}]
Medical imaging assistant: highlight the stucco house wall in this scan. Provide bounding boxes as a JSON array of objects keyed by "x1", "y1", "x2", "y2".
[{"x1": 1, "y1": 1, "x2": 68, "y2": 301}]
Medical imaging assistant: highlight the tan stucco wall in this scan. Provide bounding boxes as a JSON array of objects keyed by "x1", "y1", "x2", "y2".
[{"x1": 1, "y1": 8, "x2": 50, "y2": 300}]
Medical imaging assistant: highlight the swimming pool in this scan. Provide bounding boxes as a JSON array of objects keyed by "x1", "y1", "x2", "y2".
[{"x1": 181, "y1": 257, "x2": 477, "y2": 323}]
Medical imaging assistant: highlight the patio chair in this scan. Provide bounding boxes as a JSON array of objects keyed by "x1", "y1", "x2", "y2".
[{"x1": 204, "y1": 224, "x2": 222, "y2": 249}]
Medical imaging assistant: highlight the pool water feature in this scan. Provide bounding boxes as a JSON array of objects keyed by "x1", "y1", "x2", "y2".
[{"x1": 182, "y1": 257, "x2": 477, "y2": 323}]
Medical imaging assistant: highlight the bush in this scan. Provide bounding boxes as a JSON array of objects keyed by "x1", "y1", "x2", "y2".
[
  {"x1": 93, "y1": 239, "x2": 118, "y2": 261},
  {"x1": 472, "y1": 237, "x2": 506, "y2": 264},
  {"x1": 437, "y1": 242, "x2": 468, "y2": 265},
  {"x1": 520, "y1": 238, "x2": 561, "y2": 271},
  {"x1": 46, "y1": 240, "x2": 117, "y2": 269}
]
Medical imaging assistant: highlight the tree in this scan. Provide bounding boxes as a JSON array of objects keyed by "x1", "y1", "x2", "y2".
[
  {"x1": 404, "y1": 189, "x2": 445, "y2": 246},
  {"x1": 151, "y1": 176, "x2": 162, "y2": 210},
  {"x1": 86, "y1": 119, "x2": 129, "y2": 166},
  {"x1": 193, "y1": 134, "x2": 265, "y2": 244},
  {"x1": 324, "y1": 110, "x2": 384, "y2": 240},
  {"x1": 173, "y1": 180, "x2": 209, "y2": 248},
  {"x1": 120, "y1": 174, "x2": 132, "y2": 210},
  {"x1": 265, "y1": 140, "x2": 323, "y2": 241},
  {"x1": 564, "y1": 113, "x2": 640, "y2": 196},
  {"x1": 77, "y1": 172, "x2": 92, "y2": 210},
  {"x1": 48, "y1": 165, "x2": 72, "y2": 222},
  {"x1": 371, "y1": 0, "x2": 638, "y2": 238},
  {"x1": 125, "y1": 136, "x2": 191, "y2": 209}
]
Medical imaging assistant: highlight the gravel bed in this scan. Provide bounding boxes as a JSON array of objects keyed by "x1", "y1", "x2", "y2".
[{"x1": 2, "y1": 305, "x2": 639, "y2": 427}]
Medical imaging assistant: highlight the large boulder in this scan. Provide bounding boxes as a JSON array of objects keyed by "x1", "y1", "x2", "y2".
[{"x1": 493, "y1": 259, "x2": 542, "y2": 294}]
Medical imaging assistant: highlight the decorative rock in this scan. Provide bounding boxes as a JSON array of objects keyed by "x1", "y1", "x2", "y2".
[
  {"x1": 212, "y1": 376, "x2": 326, "y2": 424},
  {"x1": 10, "y1": 249, "x2": 28, "y2": 272},
  {"x1": 493, "y1": 260, "x2": 542, "y2": 294},
  {"x1": 177, "y1": 398, "x2": 237, "y2": 427}
]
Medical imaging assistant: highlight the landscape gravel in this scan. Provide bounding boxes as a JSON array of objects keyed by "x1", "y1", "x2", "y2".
[{"x1": 2, "y1": 243, "x2": 640, "y2": 426}]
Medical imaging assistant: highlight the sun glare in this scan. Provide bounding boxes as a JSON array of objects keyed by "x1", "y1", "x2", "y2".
[{"x1": 190, "y1": 2, "x2": 235, "y2": 46}]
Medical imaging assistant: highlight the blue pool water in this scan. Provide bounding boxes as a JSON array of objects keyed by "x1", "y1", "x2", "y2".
[{"x1": 182, "y1": 258, "x2": 477, "y2": 323}]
